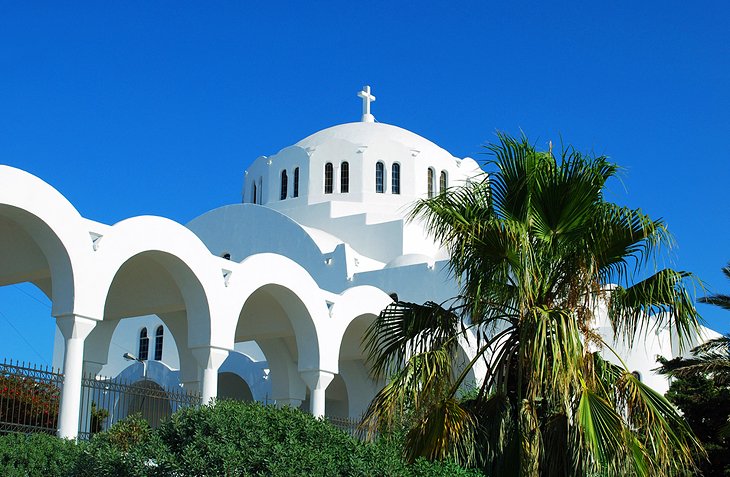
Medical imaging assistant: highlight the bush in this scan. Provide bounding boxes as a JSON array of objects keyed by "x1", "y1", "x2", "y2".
[
  {"x1": 0, "y1": 401, "x2": 483, "y2": 476},
  {"x1": 0, "y1": 432, "x2": 79, "y2": 477},
  {"x1": 152, "y1": 400, "x2": 483, "y2": 476}
]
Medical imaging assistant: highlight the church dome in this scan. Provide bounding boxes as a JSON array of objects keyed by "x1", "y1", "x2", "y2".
[{"x1": 294, "y1": 122, "x2": 453, "y2": 162}]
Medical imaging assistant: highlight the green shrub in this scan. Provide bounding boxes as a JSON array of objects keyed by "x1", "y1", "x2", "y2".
[
  {"x1": 74, "y1": 413, "x2": 173, "y2": 477},
  {"x1": 0, "y1": 432, "x2": 79, "y2": 477},
  {"x1": 153, "y1": 400, "x2": 483, "y2": 476},
  {"x1": 0, "y1": 401, "x2": 483, "y2": 476},
  {"x1": 157, "y1": 400, "x2": 362, "y2": 476}
]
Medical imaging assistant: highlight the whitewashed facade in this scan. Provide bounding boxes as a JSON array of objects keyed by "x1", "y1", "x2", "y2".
[{"x1": 0, "y1": 86, "x2": 717, "y2": 439}]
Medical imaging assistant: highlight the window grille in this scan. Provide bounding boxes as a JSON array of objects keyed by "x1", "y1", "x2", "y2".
[
  {"x1": 391, "y1": 163, "x2": 400, "y2": 194},
  {"x1": 375, "y1": 162, "x2": 385, "y2": 193},
  {"x1": 138, "y1": 328, "x2": 149, "y2": 361},
  {"x1": 280, "y1": 170, "x2": 288, "y2": 200},
  {"x1": 293, "y1": 167, "x2": 299, "y2": 197},
  {"x1": 427, "y1": 168, "x2": 435, "y2": 198},
  {"x1": 324, "y1": 163, "x2": 333, "y2": 194},
  {"x1": 154, "y1": 326, "x2": 164, "y2": 361},
  {"x1": 341, "y1": 162, "x2": 349, "y2": 193}
]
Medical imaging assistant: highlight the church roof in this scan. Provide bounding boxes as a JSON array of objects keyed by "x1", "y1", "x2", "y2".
[{"x1": 294, "y1": 121, "x2": 454, "y2": 162}]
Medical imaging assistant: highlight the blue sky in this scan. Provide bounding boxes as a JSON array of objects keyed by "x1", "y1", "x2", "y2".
[{"x1": 0, "y1": 2, "x2": 728, "y2": 365}]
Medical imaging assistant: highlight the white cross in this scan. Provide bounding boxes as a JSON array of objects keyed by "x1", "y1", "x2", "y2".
[{"x1": 357, "y1": 85, "x2": 376, "y2": 122}]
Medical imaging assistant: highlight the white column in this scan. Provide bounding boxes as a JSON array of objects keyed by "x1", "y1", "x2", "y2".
[
  {"x1": 299, "y1": 370, "x2": 335, "y2": 418},
  {"x1": 56, "y1": 314, "x2": 97, "y2": 439},
  {"x1": 192, "y1": 347, "x2": 229, "y2": 404}
]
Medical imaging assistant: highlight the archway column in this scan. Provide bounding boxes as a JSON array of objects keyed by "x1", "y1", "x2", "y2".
[
  {"x1": 56, "y1": 314, "x2": 97, "y2": 439},
  {"x1": 300, "y1": 369, "x2": 335, "y2": 418},
  {"x1": 192, "y1": 346, "x2": 229, "y2": 404}
]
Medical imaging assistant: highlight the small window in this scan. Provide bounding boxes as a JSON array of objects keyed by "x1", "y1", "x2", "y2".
[
  {"x1": 258, "y1": 177, "x2": 263, "y2": 204},
  {"x1": 280, "y1": 170, "x2": 288, "y2": 200},
  {"x1": 154, "y1": 326, "x2": 164, "y2": 361},
  {"x1": 391, "y1": 163, "x2": 401, "y2": 194},
  {"x1": 252, "y1": 182, "x2": 257, "y2": 204},
  {"x1": 427, "y1": 168, "x2": 435, "y2": 198},
  {"x1": 324, "y1": 163, "x2": 333, "y2": 194},
  {"x1": 439, "y1": 170, "x2": 447, "y2": 194},
  {"x1": 375, "y1": 162, "x2": 385, "y2": 193},
  {"x1": 293, "y1": 167, "x2": 299, "y2": 198},
  {"x1": 138, "y1": 328, "x2": 149, "y2": 361},
  {"x1": 341, "y1": 162, "x2": 349, "y2": 193}
]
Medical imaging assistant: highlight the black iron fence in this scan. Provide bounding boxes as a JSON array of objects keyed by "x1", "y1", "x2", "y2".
[
  {"x1": 1, "y1": 359, "x2": 361, "y2": 440},
  {"x1": 0, "y1": 359, "x2": 200, "y2": 439},
  {"x1": 77, "y1": 372, "x2": 201, "y2": 440},
  {"x1": 0, "y1": 359, "x2": 62, "y2": 435},
  {"x1": 326, "y1": 414, "x2": 362, "y2": 438}
]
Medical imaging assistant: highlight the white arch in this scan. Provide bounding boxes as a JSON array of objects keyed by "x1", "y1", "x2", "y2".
[
  {"x1": 90, "y1": 215, "x2": 230, "y2": 350},
  {"x1": 328, "y1": 286, "x2": 392, "y2": 417},
  {"x1": 225, "y1": 253, "x2": 332, "y2": 373},
  {"x1": 0, "y1": 165, "x2": 97, "y2": 317},
  {"x1": 328, "y1": 285, "x2": 393, "y2": 363}
]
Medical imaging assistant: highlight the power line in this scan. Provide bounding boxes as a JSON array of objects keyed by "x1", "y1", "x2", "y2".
[
  {"x1": 7, "y1": 283, "x2": 132, "y2": 367},
  {"x1": 0, "y1": 309, "x2": 49, "y2": 366},
  {"x1": 12, "y1": 284, "x2": 51, "y2": 308}
]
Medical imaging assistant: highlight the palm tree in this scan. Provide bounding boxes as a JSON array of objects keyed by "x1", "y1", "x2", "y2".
[
  {"x1": 657, "y1": 263, "x2": 730, "y2": 383},
  {"x1": 657, "y1": 335, "x2": 730, "y2": 384},
  {"x1": 362, "y1": 133, "x2": 703, "y2": 476}
]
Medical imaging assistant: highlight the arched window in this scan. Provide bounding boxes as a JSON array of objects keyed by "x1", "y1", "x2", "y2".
[
  {"x1": 340, "y1": 162, "x2": 349, "y2": 193},
  {"x1": 375, "y1": 162, "x2": 385, "y2": 193},
  {"x1": 324, "y1": 163, "x2": 333, "y2": 194},
  {"x1": 279, "y1": 170, "x2": 289, "y2": 200},
  {"x1": 440, "y1": 170, "x2": 447, "y2": 194},
  {"x1": 252, "y1": 182, "x2": 257, "y2": 204},
  {"x1": 427, "y1": 168, "x2": 435, "y2": 198},
  {"x1": 280, "y1": 170, "x2": 288, "y2": 200},
  {"x1": 138, "y1": 328, "x2": 149, "y2": 361},
  {"x1": 154, "y1": 326, "x2": 164, "y2": 361},
  {"x1": 293, "y1": 167, "x2": 299, "y2": 198},
  {"x1": 391, "y1": 163, "x2": 401, "y2": 194}
]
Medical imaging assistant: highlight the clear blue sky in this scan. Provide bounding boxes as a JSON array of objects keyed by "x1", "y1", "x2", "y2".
[{"x1": 0, "y1": 2, "x2": 728, "y2": 365}]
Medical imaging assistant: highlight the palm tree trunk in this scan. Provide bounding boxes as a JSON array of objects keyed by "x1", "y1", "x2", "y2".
[{"x1": 519, "y1": 398, "x2": 541, "y2": 477}]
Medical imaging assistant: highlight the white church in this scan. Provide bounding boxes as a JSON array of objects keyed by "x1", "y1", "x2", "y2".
[{"x1": 0, "y1": 86, "x2": 717, "y2": 439}]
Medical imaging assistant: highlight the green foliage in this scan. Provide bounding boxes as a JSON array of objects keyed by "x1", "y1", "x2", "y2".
[
  {"x1": 154, "y1": 400, "x2": 482, "y2": 476},
  {"x1": 0, "y1": 401, "x2": 483, "y2": 476},
  {"x1": 89, "y1": 401, "x2": 109, "y2": 435},
  {"x1": 657, "y1": 261, "x2": 730, "y2": 475},
  {"x1": 362, "y1": 133, "x2": 703, "y2": 476},
  {"x1": 0, "y1": 432, "x2": 79, "y2": 477},
  {"x1": 665, "y1": 375, "x2": 730, "y2": 476}
]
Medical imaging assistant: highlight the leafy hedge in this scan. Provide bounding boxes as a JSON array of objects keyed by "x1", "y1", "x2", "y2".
[
  {"x1": 0, "y1": 432, "x2": 79, "y2": 477},
  {"x1": 0, "y1": 400, "x2": 483, "y2": 476}
]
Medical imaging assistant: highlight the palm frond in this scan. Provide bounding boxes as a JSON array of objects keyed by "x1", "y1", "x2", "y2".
[
  {"x1": 655, "y1": 335, "x2": 730, "y2": 384},
  {"x1": 608, "y1": 269, "x2": 701, "y2": 352},
  {"x1": 363, "y1": 300, "x2": 462, "y2": 378},
  {"x1": 576, "y1": 386, "x2": 626, "y2": 474},
  {"x1": 615, "y1": 370, "x2": 702, "y2": 476},
  {"x1": 405, "y1": 397, "x2": 477, "y2": 465}
]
